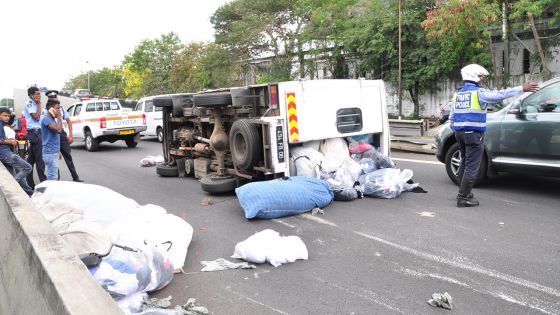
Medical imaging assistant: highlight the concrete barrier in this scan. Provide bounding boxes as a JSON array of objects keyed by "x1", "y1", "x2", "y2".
[{"x1": 0, "y1": 166, "x2": 122, "y2": 315}]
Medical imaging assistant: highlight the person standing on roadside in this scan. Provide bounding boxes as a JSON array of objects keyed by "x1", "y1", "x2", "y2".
[
  {"x1": 451, "y1": 64, "x2": 539, "y2": 208},
  {"x1": 40, "y1": 98, "x2": 63, "y2": 180},
  {"x1": 0, "y1": 108, "x2": 34, "y2": 195},
  {"x1": 45, "y1": 90, "x2": 84, "y2": 182},
  {"x1": 22, "y1": 86, "x2": 46, "y2": 188}
]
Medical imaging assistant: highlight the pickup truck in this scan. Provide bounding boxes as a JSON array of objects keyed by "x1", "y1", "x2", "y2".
[{"x1": 65, "y1": 99, "x2": 147, "y2": 151}]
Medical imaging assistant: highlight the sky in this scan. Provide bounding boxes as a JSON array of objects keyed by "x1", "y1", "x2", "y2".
[{"x1": 0, "y1": 0, "x2": 230, "y2": 99}]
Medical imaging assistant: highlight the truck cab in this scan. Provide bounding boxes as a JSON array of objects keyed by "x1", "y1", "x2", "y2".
[{"x1": 154, "y1": 79, "x2": 389, "y2": 193}]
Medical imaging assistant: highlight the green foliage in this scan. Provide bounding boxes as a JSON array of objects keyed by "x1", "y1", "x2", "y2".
[
  {"x1": 211, "y1": 0, "x2": 309, "y2": 81},
  {"x1": 64, "y1": 67, "x2": 124, "y2": 98}
]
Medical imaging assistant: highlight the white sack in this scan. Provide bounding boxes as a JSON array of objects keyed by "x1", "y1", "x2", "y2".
[
  {"x1": 289, "y1": 147, "x2": 325, "y2": 178},
  {"x1": 232, "y1": 229, "x2": 308, "y2": 267}
]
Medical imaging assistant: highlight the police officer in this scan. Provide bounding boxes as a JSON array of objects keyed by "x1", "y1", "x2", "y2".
[
  {"x1": 45, "y1": 90, "x2": 84, "y2": 182},
  {"x1": 451, "y1": 64, "x2": 539, "y2": 207},
  {"x1": 23, "y1": 86, "x2": 46, "y2": 188}
]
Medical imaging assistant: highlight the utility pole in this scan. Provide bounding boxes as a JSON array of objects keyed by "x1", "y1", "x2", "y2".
[{"x1": 398, "y1": 0, "x2": 403, "y2": 118}]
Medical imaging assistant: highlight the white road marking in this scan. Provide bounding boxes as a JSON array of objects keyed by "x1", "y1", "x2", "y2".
[
  {"x1": 417, "y1": 212, "x2": 435, "y2": 217},
  {"x1": 314, "y1": 276, "x2": 404, "y2": 314},
  {"x1": 392, "y1": 157, "x2": 443, "y2": 166},
  {"x1": 228, "y1": 289, "x2": 291, "y2": 315},
  {"x1": 299, "y1": 213, "x2": 338, "y2": 227},
  {"x1": 272, "y1": 219, "x2": 296, "y2": 229},
  {"x1": 355, "y1": 231, "x2": 560, "y2": 299}
]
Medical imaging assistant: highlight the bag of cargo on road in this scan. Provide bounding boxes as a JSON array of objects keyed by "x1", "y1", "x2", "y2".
[
  {"x1": 235, "y1": 176, "x2": 334, "y2": 219},
  {"x1": 359, "y1": 168, "x2": 414, "y2": 199}
]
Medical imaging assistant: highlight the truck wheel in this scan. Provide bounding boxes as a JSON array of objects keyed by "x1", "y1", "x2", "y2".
[
  {"x1": 156, "y1": 164, "x2": 179, "y2": 177},
  {"x1": 444, "y1": 142, "x2": 487, "y2": 186},
  {"x1": 157, "y1": 127, "x2": 163, "y2": 143},
  {"x1": 125, "y1": 136, "x2": 138, "y2": 148},
  {"x1": 85, "y1": 131, "x2": 99, "y2": 152},
  {"x1": 193, "y1": 92, "x2": 232, "y2": 107},
  {"x1": 229, "y1": 119, "x2": 262, "y2": 171},
  {"x1": 200, "y1": 174, "x2": 237, "y2": 194}
]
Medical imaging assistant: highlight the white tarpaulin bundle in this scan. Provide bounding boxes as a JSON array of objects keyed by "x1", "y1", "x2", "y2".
[{"x1": 32, "y1": 181, "x2": 193, "y2": 271}]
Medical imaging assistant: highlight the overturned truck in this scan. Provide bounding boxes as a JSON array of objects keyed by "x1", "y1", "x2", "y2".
[{"x1": 153, "y1": 79, "x2": 390, "y2": 194}]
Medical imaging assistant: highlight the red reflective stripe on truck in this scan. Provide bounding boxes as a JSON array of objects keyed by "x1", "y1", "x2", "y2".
[{"x1": 287, "y1": 93, "x2": 300, "y2": 142}]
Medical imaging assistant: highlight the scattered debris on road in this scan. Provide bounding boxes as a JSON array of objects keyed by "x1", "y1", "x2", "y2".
[
  {"x1": 232, "y1": 229, "x2": 308, "y2": 267},
  {"x1": 427, "y1": 292, "x2": 453, "y2": 310},
  {"x1": 200, "y1": 197, "x2": 212, "y2": 206},
  {"x1": 139, "y1": 155, "x2": 164, "y2": 167},
  {"x1": 200, "y1": 258, "x2": 256, "y2": 272}
]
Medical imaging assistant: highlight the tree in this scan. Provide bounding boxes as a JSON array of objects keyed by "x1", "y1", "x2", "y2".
[
  {"x1": 422, "y1": 0, "x2": 501, "y2": 85},
  {"x1": 342, "y1": 0, "x2": 448, "y2": 117},
  {"x1": 509, "y1": 0, "x2": 560, "y2": 80},
  {"x1": 122, "y1": 32, "x2": 184, "y2": 97},
  {"x1": 64, "y1": 67, "x2": 124, "y2": 98},
  {"x1": 211, "y1": 0, "x2": 309, "y2": 82}
]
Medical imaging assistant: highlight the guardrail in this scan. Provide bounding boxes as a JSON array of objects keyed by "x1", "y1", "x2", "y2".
[{"x1": 389, "y1": 119, "x2": 427, "y2": 136}]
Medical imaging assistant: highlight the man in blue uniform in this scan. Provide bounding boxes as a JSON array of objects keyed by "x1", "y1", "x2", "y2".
[
  {"x1": 22, "y1": 86, "x2": 46, "y2": 188},
  {"x1": 451, "y1": 64, "x2": 539, "y2": 207}
]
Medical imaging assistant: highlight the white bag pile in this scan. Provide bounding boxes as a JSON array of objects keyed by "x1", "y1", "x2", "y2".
[{"x1": 232, "y1": 229, "x2": 308, "y2": 267}]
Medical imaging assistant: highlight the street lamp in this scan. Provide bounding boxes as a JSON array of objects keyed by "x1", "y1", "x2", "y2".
[{"x1": 86, "y1": 60, "x2": 90, "y2": 91}]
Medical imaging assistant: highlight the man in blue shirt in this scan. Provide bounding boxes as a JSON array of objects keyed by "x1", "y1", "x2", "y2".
[
  {"x1": 45, "y1": 90, "x2": 84, "y2": 182},
  {"x1": 450, "y1": 64, "x2": 539, "y2": 207},
  {"x1": 0, "y1": 108, "x2": 34, "y2": 195},
  {"x1": 23, "y1": 86, "x2": 46, "y2": 188},
  {"x1": 40, "y1": 99, "x2": 63, "y2": 180}
]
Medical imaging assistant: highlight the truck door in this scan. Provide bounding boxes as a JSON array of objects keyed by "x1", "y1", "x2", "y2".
[{"x1": 71, "y1": 103, "x2": 84, "y2": 139}]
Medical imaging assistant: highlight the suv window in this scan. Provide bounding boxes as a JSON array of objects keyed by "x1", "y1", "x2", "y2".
[
  {"x1": 110, "y1": 102, "x2": 120, "y2": 110},
  {"x1": 103, "y1": 102, "x2": 111, "y2": 111},
  {"x1": 145, "y1": 101, "x2": 154, "y2": 112},
  {"x1": 86, "y1": 103, "x2": 95, "y2": 112},
  {"x1": 67, "y1": 105, "x2": 74, "y2": 116},
  {"x1": 134, "y1": 101, "x2": 143, "y2": 112},
  {"x1": 95, "y1": 102, "x2": 103, "y2": 111},
  {"x1": 522, "y1": 82, "x2": 560, "y2": 113}
]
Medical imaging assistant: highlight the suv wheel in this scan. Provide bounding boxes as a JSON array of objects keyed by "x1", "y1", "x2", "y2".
[
  {"x1": 85, "y1": 131, "x2": 99, "y2": 152},
  {"x1": 125, "y1": 136, "x2": 138, "y2": 148},
  {"x1": 444, "y1": 142, "x2": 487, "y2": 186}
]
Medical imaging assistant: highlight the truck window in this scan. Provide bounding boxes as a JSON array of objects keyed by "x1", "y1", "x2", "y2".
[
  {"x1": 145, "y1": 101, "x2": 154, "y2": 112},
  {"x1": 134, "y1": 101, "x2": 143, "y2": 112},
  {"x1": 74, "y1": 104, "x2": 82, "y2": 115},
  {"x1": 336, "y1": 108, "x2": 363, "y2": 133},
  {"x1": 110, "y1": 102, "x2": 120, "y2": 110},
  {"x1": 95, "y1": 102, "x2": 103, "y2": 111},
  {"x1": 103, "y1": 102, "x2": 111, "y2": 111},
  {"x1": 86, "y1": 103, "x2": 95, "y2": 112}
]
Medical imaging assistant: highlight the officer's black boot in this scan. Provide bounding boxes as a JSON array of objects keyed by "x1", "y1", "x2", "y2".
[{"x1": 457, "y1": 193, "x2": 479, "y2": 207}]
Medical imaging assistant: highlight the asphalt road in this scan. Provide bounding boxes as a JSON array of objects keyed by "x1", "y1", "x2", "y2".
[{"x1": 57, "y1": 138, "x2": 560, "y2": 315}]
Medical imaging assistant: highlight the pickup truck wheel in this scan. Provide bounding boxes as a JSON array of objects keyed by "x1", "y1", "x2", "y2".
[
  {"x1": 85, "y1": 131, "x2": 99, "y2": 152},
  {"x1": 156, "y1": 164, "x2": 179, "y2": 177},
  {"x1": 125, "y1": 136, "x2": 138, "y2": 148},
  {"x1": 229, "y1": 119, "x2": 261, "y2": 171},
  {"x1": 157, "y1": 127, "x2": 163, "y2": 143},
  {"x1": 193, "y1": 92, "x2": 232, "y2": 107},
  {"x1": 445, "y1": 142, "x2": 487, "y2": 186},
  {"x1": 200, "y1": 174, "x2": 237, "y2": 194}
]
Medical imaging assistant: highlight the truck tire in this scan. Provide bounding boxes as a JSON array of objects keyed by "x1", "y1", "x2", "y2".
[
  {"x1": 445, "y1": 142, "x2": 487, "y2": 186},
  {"x1": 193, "y1": 92, "x2": 232, "y2": 107},
  {"x1": 153, "y1": 97, "x2": 173, "y2": 108},
  {"x1": 200, "y1": 174, "x2": 237, "y2": 194},
  {"x1": 229, "y1": 119, "x2": 261, "y2": 171},
  {"x1": 125, "y1": 136, "x2": 138, "y2": 148},
  {"x1": 85, "y1": 131, "x2": 99, "y2": 152},
  {"x1": 156, "y1": 164, "x2": 179, "y2": 177},
  {"x1": 157, "y1": 127, "x2": 163, "y2": 143}
]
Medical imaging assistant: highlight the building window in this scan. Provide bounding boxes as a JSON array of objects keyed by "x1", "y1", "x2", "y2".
[{"x1": 523, "y1": 49, "x2": 531, "y2": 74}]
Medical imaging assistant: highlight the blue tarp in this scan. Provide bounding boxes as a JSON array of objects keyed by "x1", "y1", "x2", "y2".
[{"x1": 236, "y1": 176, "x2": 334, "y2": 219}]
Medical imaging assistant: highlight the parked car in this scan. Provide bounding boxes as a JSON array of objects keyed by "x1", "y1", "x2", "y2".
[
  {"x1": 435, "y1": 77, "x2": 560, "y2": 185},
  {"x1": 439, "y1": 101, "x2": 452, "y2": 124},
  {"x1": 71, "y1": 89, "x2": 93, "y2": 100},
  {"x1": 134, "y1": 94, "x2": 178, "y2": 143}
]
